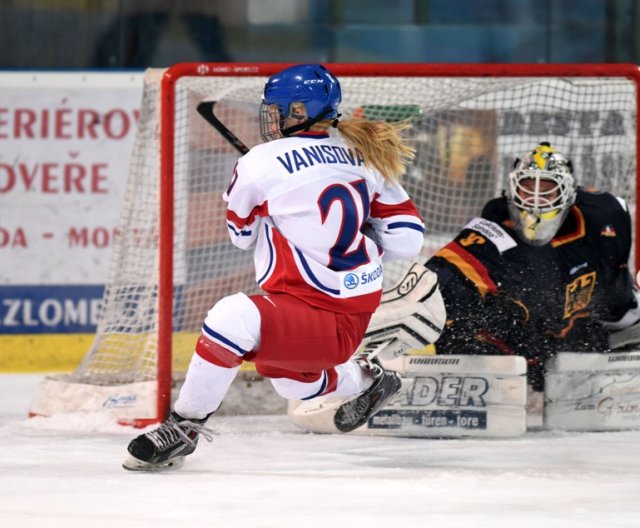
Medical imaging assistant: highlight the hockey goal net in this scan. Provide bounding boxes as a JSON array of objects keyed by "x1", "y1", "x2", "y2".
[{"x1": 29, "y1": 63, "x2": 639, "y2": 426}]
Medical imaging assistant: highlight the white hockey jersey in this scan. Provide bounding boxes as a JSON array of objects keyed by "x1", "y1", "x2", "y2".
[{"x1": 223, "y1": 132, "x2": 425, "y2": 313}]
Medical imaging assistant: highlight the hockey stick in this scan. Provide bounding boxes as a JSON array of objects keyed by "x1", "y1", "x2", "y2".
[{"x1": 196, "y1": 101, "x2": 250, "y2": 156}]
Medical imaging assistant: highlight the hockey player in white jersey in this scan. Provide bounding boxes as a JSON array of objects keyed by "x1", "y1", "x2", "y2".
[{"x1": 124, "y1": 64, "x2": 430, "y2": 470}]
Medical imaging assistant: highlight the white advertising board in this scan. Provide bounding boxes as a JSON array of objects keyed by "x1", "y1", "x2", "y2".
[{"x1": 0, "y1": 72, "x2": 144, "y2": 334}]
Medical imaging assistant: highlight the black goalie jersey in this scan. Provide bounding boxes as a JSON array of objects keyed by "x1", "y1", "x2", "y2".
[{"x1": 426, "y1": 188, "x2": 637, "y2": 389}]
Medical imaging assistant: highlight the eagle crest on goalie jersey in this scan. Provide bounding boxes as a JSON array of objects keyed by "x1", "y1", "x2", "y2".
[{"x1": 563, "y1": 271, "x2": 596, "y2": 320}]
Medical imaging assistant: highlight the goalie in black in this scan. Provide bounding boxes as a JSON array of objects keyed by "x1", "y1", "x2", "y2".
[{"x1": 426, "y1": 142, "x2": 640, "y2": 391}]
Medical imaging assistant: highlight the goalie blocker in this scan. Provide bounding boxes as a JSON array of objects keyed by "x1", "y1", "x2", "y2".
[{"x1": 363, "y1": 262, "x2": 446, "y2": 360}]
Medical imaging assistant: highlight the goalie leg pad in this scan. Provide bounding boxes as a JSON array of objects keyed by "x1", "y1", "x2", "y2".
[
  {"x1": 544, "y1": 351, "x2": 640, "y2": 431},
  {"x1": 288, "y1": 354, "x2": 527, "y2": 437}
]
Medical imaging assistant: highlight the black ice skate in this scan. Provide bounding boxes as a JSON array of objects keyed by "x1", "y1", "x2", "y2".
[
  {"x1": 123, "y1": 411, "x2": 214, "y2": 472},
  {"x1": 334, "y1": 357, "x2": 401, "y2": 433}
]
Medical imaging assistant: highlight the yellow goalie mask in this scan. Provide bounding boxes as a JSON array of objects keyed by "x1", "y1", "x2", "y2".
[{"x1": 507, "y1": 142, "x2": 576, "y2": 246}]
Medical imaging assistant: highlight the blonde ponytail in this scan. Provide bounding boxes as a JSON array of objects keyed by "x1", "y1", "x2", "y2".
[{"x1": 334, "y1": 118, "x2": 415, "y2": 183}]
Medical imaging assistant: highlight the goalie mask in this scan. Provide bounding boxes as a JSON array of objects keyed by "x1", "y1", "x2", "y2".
[
  {"x1": 260, "y1": 64, "x2": 341, "y2": 142},
  {"x1": 507, "y1": 143, "x2": 576, "y2": 246}
]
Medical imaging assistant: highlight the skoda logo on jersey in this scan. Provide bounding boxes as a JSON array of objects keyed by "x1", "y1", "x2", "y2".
[{"x1": 344, "y1": 273, "x2": 359, "y2": 290}]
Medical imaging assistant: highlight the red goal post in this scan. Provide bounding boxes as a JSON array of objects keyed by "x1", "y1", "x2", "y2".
[{"x1": 30, "y1": 63, "x2": 640, "y2": 427}]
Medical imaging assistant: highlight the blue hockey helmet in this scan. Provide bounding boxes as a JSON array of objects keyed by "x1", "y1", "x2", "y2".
[{"x1": 260, "y1": 64, "x2": 342, "y2": 141}]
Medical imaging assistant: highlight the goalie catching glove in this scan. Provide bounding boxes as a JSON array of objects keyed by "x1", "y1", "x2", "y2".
[{"x1": 362, "y1": 262, "x2": 446, "y2": 359}]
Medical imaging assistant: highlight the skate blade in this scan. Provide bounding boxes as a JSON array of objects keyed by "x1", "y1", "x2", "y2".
[{"x1": 122, "y1": 455, "x2": 185, "y2": 472}]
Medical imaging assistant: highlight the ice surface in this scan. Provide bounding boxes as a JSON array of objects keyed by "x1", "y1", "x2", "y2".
[{"x1": 1, "y1": 374, "x2": 639, "y2": 528}]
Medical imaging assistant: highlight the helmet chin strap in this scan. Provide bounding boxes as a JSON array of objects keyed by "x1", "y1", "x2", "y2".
[{"x1": 281, "y1": 108, "x2": 336, "y2": 137}]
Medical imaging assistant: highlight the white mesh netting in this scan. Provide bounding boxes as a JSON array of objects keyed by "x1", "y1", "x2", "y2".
[{"x1": 64, "y1": 68, "x2": 637, "y2": 392}]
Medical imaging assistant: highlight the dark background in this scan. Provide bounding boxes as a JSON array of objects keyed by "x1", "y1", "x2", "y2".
[{"x1": 0, "y1": 0, "x2": 637, "y2": 68}]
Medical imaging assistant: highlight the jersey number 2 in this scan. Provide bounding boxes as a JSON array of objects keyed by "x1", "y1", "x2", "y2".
[{"x1": 318, "y1": 180, "x2": 371, "y2": 271}]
